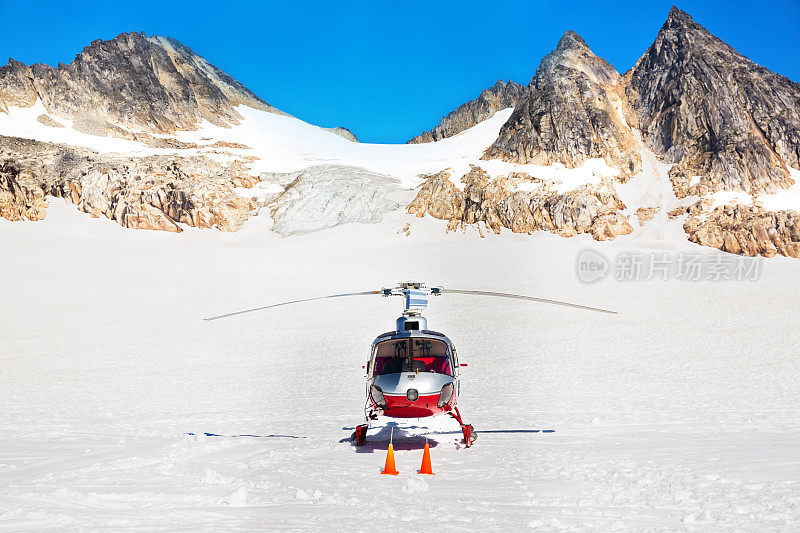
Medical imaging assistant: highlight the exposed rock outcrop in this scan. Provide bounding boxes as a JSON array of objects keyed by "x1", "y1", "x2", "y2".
[
  {"x1": 408, "y1": 80, "x2": 524, "y2": 143},
  {"x1": 0, "y1": 161, "x2": 48, "y2": 221},
  {"x1": 0, "y1": 60, "x2": 37, "y2": 111},
  {"x1": 483, "y1": 32, "x2": 641, "y2": 180},
  {"x1": 0, "y1": 32, "x2": 282, "y2": 135},
  {"x1": 681, "y1": 202, "x2": 800, "y2": 258},
  {"x1": 324, "y1": 127, "x2": 358, "y2": 142},
  {"x1": 626, "y1": 7, "x2": 800, "y2": 195},
  {"x1": 636, "y1": 206, "x2": 659, "y2": 225},
  {"x1": 0, "y1": 135, "x2": 257, "y2": 232},
  {"x1": 408, "y1": 166, "x2": 632, "y2": 240},
  {"x1": 36, "y1": 114, "x2": 64, "y2": 128}
]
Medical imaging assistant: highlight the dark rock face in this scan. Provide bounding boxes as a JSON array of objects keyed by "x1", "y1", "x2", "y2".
[
  {"x1": 0, "y1": 60, "x2": 38, "y2": 111},
  {"x1": 0, "y1": 32, "x2": 281, "y2": 134},
  {"x1": 626, "y1": 7, "x2": 800, "y2": 194},
  {"x1": 407, "y1": 80, "x2": 524, "y2": 143},
  {"x1": 483, "y1": 31, "x2": 641, "y2": 180}
]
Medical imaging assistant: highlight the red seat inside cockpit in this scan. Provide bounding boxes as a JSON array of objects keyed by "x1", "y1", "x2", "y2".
[
  {"x1": 373, "y1": 355, "x2": 452, "y2": 375},
  {"x1": 418, "y1": 356, "x2": 452, "y2": 374}
]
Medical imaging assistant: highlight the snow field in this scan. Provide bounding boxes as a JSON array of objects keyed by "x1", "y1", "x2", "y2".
[{"x1": 1, "y1": 203, "x2": 799, "y2": 530}]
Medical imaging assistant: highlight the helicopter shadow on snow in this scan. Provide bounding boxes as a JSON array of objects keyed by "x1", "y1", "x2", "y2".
[
  {"x1": 186, "y1": 432, "x2": 307, "y2": 439},
  {"x1": 339, "y1": 421, "x2": 440, "y2": 453},
  {"x1": 431, "y1": 429, "x2": 555, "y2": 435}
]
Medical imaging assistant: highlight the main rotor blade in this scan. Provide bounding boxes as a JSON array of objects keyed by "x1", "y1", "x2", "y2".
[
  {"x1": 204, "y1": 290, "x2": 382, "y2": 321},
  {"x1": 441, "y1": 289, "x2": 617, "y2": 315}
]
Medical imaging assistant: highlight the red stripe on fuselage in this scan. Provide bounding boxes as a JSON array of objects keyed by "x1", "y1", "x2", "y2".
[{"x1": 376, "y1": 392, "x2": 455, "y2": 418}]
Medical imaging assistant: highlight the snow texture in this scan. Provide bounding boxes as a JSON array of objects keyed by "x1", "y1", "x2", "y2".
[
  {"x1": 757, "y1": 167, "x2": 800, "y2": 212},
  {"x1": 1, "y1": 202, "x2": 799, "y2": 531},
  {"x1": 262, "y1": 165, "x2": 405, "y2": 235}
]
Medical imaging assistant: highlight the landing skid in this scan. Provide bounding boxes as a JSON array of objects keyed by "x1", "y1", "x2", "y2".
[
  {"x1": 448, "y1": 406, "x2": 476, "y2": 447},
  {"x1": 352, "y1": 409, "x2": 377, "y2": 446},
  {"x1": 351, "y1": 408, "x2": 476, "y2": 447}
]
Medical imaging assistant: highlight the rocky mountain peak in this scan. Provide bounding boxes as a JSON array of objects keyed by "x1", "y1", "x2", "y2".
[
  {"x1": 487, "y1": 79, "x2": 513, "y2": 92},
  {"x1": 556, "y1": 30, "x2": 588, "y2": 52},
  {"x1": 652, "y1": 5, "x2": 735, "y2": 53},
  {"x1": 407, "y1": 79, "x2": 524, "y2": 143},
  {"x1": 627, "y1": 6, "x2": 800, "y2": 194},
  {"x1": 666, "y1": 6, "x2": 694, "y2": 25},
  {"x1": 84, "y1": 31, "x2": 147, "y2": 55},
  {"x1": 0, "y1": 32, "x2": 282, "y2": 136},
  {"x1": 484, "y1": 31, "x2": 640, "y2": 178},
  {"x1": 532, "y1": 31, "x2": 616, "y2": 88}
]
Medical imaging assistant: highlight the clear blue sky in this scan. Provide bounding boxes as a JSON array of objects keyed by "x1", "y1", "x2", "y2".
[{"x1": 1, "y1": 0, "x2": 798, "y2": 143}]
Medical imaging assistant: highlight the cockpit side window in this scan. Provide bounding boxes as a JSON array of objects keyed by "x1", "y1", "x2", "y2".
[{"x1": 372, "y1": 338, "x2": 453, "y2": 376}]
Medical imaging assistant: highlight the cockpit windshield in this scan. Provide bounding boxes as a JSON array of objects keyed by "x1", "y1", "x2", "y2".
[{"x1": 372, "y1": 338, "x2": 453, "y2": 376}]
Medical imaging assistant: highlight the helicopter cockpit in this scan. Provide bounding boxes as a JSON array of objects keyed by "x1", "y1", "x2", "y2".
[{"x1": 371, "y1": 338, "x2": 453, "y2": 376}]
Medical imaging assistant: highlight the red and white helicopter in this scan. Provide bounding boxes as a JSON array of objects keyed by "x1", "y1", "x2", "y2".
[{"x1": 206, "y1": 282, "x2": 616, "y2": 447}]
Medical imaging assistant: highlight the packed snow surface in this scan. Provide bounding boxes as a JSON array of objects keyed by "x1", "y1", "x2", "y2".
[
  {"x1": 0, "y1": 101, "x2": 159, "y2": 156},
  {"x1": 1, "y1": 204, "x2": 799, "y2": 531},
  {"x1": 758, "y1": 167, "x2": 800, "y2": 212},
  {"x1": 2, "y1": 100, "x2": 800, "y2": 530}
]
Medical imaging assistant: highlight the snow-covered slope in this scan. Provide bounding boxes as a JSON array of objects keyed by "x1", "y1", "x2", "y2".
[
  {"x1": 2, "y1": 102, "x2": 620, "y2": 193},
  {"x1": 172, "y1": 106, "x2": 519, "y2": 185},
  {"x1": 0, "y1": 101, "x2": 162, "y2": 156},
  {"x1": 3, "y1": 102, "x2": 633, "y2": 237},
  {"x1": 1, "y1": 203, "x2": 798, "y2": 530},
  {"x1": 0, "y1": 101, "x2": 505, "y2": 183}
]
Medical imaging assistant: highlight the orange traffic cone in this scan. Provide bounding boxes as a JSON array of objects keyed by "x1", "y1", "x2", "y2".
[
  {"x1": 381, "y1": 427, "x2": 399, "y2": 475},
  {"x1": 418, "y1": 432, "x2": 435, "y2": 475}
]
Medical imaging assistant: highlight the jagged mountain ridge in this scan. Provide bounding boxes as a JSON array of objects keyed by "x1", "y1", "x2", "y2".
[
  {"x1": 1, "y1": 8, "x2": 800, "y2": 258},
  {"x1": 0, "y1": 32, "x2": 281, "y2": 135},
  {"x1": 483, "y1": 31, "x2": 641, "y2": 180},
  {"x1": 626, "y1": 6, "x2": 800, "y2": 196},
  {"x1": 407, "y1": 80, "x2": 524, "y2": 144},
  {"x1": 412, "y1": 8, "x2": 799, "y2": 198},
  {"x1": 403, "y1": 31, "x2": 643, "y2": 242},
  {"x1": 403, "y1": 8, "x2": 800, "y2": 257}
]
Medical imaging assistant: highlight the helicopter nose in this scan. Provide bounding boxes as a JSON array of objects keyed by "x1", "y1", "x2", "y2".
[{"x1": 406, "y1": 388, "x2": 419, "y2": 401}]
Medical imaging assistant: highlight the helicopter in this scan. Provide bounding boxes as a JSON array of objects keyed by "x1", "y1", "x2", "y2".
[{"x1": 205, "y1": 282, "x2": 616, "y2": 448}]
